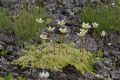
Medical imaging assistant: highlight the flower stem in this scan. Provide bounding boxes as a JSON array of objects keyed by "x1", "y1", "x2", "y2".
[
  {"x1": 80, "y1": 37, "x2": 83, "y2": 53},
  {"x1": 53, "y1": 41, "x2": 56, "y2": 54},
  {"x1": 59, "y1": 34, "x2": 61, "y2": 53},
  {"x1": 93, "y1": 29, "x2": 96, "y2": 39},
  {"x1": 66, "y1": 43, "x2": 67, "y2": 54}
]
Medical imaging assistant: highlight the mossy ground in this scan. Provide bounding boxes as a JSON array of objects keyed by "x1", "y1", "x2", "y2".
[{"x1": 13, "y1": 42, "x2": 103, "y2": 74}]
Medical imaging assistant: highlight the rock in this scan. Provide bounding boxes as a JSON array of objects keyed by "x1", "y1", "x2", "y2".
[
  {"x1": 112, "y1": 51, "x2": 120, "y2": 57},
  {"x1": 0, "y1": 29, "x2": 22, "y2": 54},
  {"x1": 84, "y1": 72, "x2": 96, "y2": 80},
  {"x1": 6, "y1": 55, "x2": 15, "y2": 61},
  {"x1": 0, "y1": 0, "x2": 19, "y2": 15},
  {"x1": 0, "y1": 57, "x2": 11, "y2": 76},
  {"x1": 94, "y1": 62, "x2": 105, "y2": 71},
  {"x1": 116, "y1": 58, "x2": 120, "y2": 69},
  {"x1": 62, "y1": 64, "x2": 80, "y2": 76},
  {"x1": 84, "y1": 37, "x2": 98, "y2": 51},
  {"x1": 98, "y1": 70, "x2": 111, "y2": 79},
  {"x1": 65, "y1": 34, "x2": 78, "y2": 42},
  {"x1": 103, "y1": 51, "x2": 110, "y2": 58},
  {"x1": 103, "y1": 59, "x2": 111, "y2": 68},
  {"x1": 78, "y1": 78, "x2": 84, "y2": 80},
  {"x1": 0, "y1": 44, "x2": 4, "y2": 51},
  {"x1": 112, "y1": 69, "x2": 120, "y2": 80},
  {"x1": 49, "y1": 71, "x2": 67, "y2": 80},
  {"x1": 62, "y1": 0, "x2": 75, "y2": 8},
  {"x1": 0, "y1": 34, "x2": 15, "y2": 44},
  {"x1": 42, "y1": 0, "x2": 54, "y2": 5},
  {"x1": 0, "y1": 0, "x2": 37, "y2": 16},
  {"x1": 6, "y1": 45, "x2": 14, "y2": 52},
  {"x1": 0, "y1": 29, "x2": 23, "y2": 78},
  {"x1": 49, "y1": 64, "x2": 84, "y2": 80},
  {"x1": 62, "y1": 0, "x2": 85, "y2": 8},
  {"x1": 76, "y1": 37, "x2": 98, "y2": 51}
]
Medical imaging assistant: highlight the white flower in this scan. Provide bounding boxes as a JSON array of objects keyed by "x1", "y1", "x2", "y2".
[
  {"x1": 112, "y1": 3, "x2": 115, "y2": 6},
  {"x1": 101, "y1": 31, "x2": 106, "y2": 37},
  {"x1": 47, "y1": 26, "x2": 55, "y2": 32},
  {"x1": 92, "y1": 22, "x2": 99, "y2": 28},
  {"x1": 108, "y1": 43, "x2": 112, "y2": 46},
  {"x1": 82, "y1": 22, "x2": 91, "y2": 29},
  {"x1": 40, "y1": 34, "x2": 47, "y2": 40},
  {"x1": 39, "y1": 70, "x2": 49, "y2": 79},
  {"x1": 77, "y1": 29, "x2": 88, "y2": 37},
  {"x1": 59, "y1": 28, "x2": 67, "y2": 34},
  {"x1": 57, "y1": 20, "x2": 65, "y2": 26},
  {"x1": 36, "y1": 6, "x2": 39, "y2": 9},
  {"x1": 36, "y1": 18, "x2": 44, "y2": 23}
]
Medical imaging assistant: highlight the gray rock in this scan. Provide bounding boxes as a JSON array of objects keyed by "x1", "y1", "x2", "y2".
[
  {"x1": 103, "y1": 59, "x2": 111, "y2": 68},
  {"x1": 94, "y1": 62, "x2": 105, "y2": 71},
  {"x1": 0, "y1": 34, "x2": 15, "y2": 44},
  {"x1": 6, "y1": 55, "x2": 15, "y2": 61},
  {"x1": 103, "y1": 51, "x2": 110, "y2": 58},
  {"x1": 0, "y1": 44, "x2": 4, "y2": 51},
  {"x1": 76, "y1": 37, "x2": 97, "y2": 51},
  {"x1": 62, "y1": 0, "x2": 75, "y2": 8},
  {"x1": 112, "y1": 69, "x2": 120, "y2": 80},
  {"x1": 6, "y1": 45, "x2": 14, "y2": 52},
  {"x1": 84, "y1": 72, "x2": 96, "y2": 80},
  {"x1": 116, "y1": 58, "x2": 120, "y2": 69},
  {"x1": 112, "y1": 51, "x2": 120, "y2": 57},
  {"x1": 42, "y1": 0, "x2": 54, "y2": 5}
]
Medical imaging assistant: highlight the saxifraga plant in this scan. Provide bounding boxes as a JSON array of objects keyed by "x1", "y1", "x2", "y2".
[
  {"x1": 47, "y1": 26, "x2": 56, "y2": 54},
  {"x1": 77, "y1": 28, "x2": 88, "y2": 53},
  {"x1": 59, "y1": 27, "x2": 68, "y2": 54},
  {"x1": 57, "y1": 20, "x2": 67, "y2": 54}
]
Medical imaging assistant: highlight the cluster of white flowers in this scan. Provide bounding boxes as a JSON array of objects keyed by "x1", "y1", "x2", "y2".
[
  {"x1": 82, "y1": 22, "x2": 91, "y2": 29},
  {"x1": 77, "y1": 22, "x2": 90, "y2": 37},
  {"x1": 92, "y1": 22, "x2": 99, "y2": 28},
  {"x1": 38, "y1": 19, "x2": 106, "y2": 39},
  {"x1": 112, "y1": 3, "x2": 115, "y2": 6},
  {"x1": 59, "y1": 28, "x2": 67, "y2": 34},
  {"x1": 77, "y1": 29, "x2": 88, "y2": 37},
  {"x1": 40, "y1": 34, "x2": 47, "y2": 40},
  {"x1": 82, "y1": 22, "x2": 99, "y2": 29},
  {"x1": 47, "y1": 26, "x2": 55, "y2": 32},
  {"x1": 108, "y1": 43, "x2": 112, "y2": 46},
  {"x1": 57, "y1": 20, "x2": 68, "y2": 34},
  {"x1": 101, "y1": 30, "x2": 106, "y2": 37},
  {"x1": 57, "y1": 20, "x2": 66, "y2": 26},
  {"x1": 39, "y1": 19, "x2": 68, "y2": 39}
]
